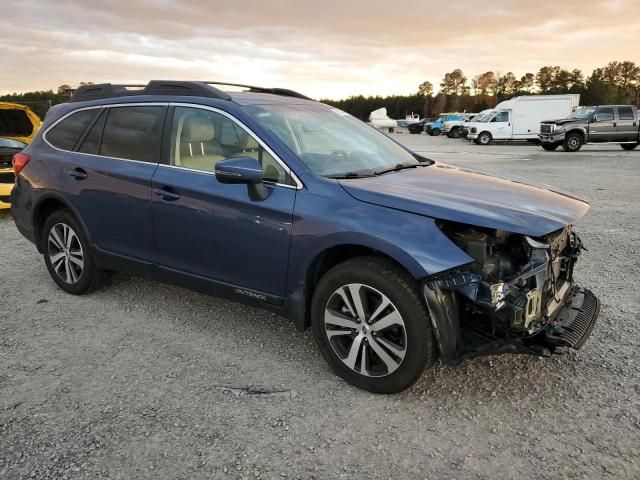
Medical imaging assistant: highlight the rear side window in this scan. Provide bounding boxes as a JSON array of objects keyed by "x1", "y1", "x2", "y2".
[
  {"x1": 618, "y1": 107, "x2": 634, "y2": 120},
  {"x1": 100, "y1": 106, "x2": 165, "y2": 163},
  {"x1": 46, "y1": 109, "x2": 97, "y2": 151}
]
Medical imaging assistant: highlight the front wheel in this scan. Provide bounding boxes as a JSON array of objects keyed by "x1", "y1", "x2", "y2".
[
  {"x1": 475, "y1": 131, "x2": 492, "y2": 145},
  {"x1": 430, "y1": 128, "x2": 441, "y2": 136},
  {"x1": 42, "y1": 209, "x2": 109, "y2": 295},
  {"x1": 562, "y1": 133, "x2": 583, "y2": 152},
  {"x1": 621, "y1": 143, "x2": 638, "y2": 151},
  {"x1": 541, "y1": 143, "x2": 559, "y2": 151},
  {"x1": 311, "y1": 256, "x2": 434, "y2": 394}
]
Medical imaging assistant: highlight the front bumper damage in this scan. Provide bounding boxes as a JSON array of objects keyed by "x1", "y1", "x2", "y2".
[{"x1": 423, "y1": 225, "x2": 600, "y2": 362}]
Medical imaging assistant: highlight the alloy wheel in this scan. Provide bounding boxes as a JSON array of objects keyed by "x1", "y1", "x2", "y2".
[
  {"x1": 47, "y1": 222, "x2": 84, "y2": 284},
  {"x1": 323, "y1": 283, "x2": 407, "y2": 377}
]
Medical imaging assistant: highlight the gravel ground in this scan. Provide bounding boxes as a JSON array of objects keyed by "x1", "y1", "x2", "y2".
[{"x1": 1, "y1": 135, "x2": 639, "y2": 479}]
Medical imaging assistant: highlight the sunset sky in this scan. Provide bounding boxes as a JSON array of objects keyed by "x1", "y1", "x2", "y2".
[{"x1": 1, "y1": 0, "x2": 638, "y2": 99}]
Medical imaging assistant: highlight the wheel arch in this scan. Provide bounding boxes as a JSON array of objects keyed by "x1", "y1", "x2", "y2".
[
  {"x1": 289, "y1": 239, "x2": 439, "y2": 331},
  {"x1": 32, "y1": 193, "x2": 89, "y2": 253}
]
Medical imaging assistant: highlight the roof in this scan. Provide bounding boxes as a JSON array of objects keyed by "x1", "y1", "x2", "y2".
[{"x1": 68, "y1": 81, "x2": 315, "y2": 106}]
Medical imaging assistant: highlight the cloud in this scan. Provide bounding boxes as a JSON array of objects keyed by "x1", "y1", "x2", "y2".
[{"x1": 1, "y1": 0, "x2": 639, "y2": 98}]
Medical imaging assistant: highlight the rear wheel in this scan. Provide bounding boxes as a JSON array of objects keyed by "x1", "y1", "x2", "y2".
[
  {"x1": 311, "y1": 256, "x2": 434, "y2": 394},
  {"x1": 541, "y1": 143, "x2": 559, "y2": 151},
  {"x1": 562, "y1": 132, "x2": 583, "y2": 152},
  {"x1": 475, "y1": 131, "x2": 492, "y2": 145},
  {"x1": 42, "y1": 210, "x2": 109, "y2": 295},
  {"x1": 621, "y1": 143, "x2": 638, "y2": 151}
]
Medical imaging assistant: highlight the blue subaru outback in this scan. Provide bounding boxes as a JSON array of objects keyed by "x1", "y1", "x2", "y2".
[{"x1": 10, "y1": 81, "x2": 600, "y2": 393}]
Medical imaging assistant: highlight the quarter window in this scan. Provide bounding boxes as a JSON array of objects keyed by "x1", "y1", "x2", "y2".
[
  {"x1": 46, "y1": 109, "x2": 97, "y2": 151},
  {"x1": 618, "y1": 107, "x2": 634, "y2": 120},
  {"x1": 100, "y1": 106, "x2": 165, "y2": 163},
  {"x1": 169, "y1": 107, "x2": 292, "y2": 185}
]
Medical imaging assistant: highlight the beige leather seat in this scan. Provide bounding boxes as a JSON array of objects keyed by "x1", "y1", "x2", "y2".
[
  {"x1": 178, "y1": 115, "x2": 225, "y2": 172},
  {"x1": 238, "y1": 134, "x2": 282, "y2": 182}
]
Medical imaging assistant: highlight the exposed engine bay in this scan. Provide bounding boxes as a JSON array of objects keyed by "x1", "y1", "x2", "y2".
[{"x1": 424, "y1": 221, "x2": 599, "y2": 361}]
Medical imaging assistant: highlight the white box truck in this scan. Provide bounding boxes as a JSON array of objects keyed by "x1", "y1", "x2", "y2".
[{"x1": 467, "y1": 95, "x2": 580, "y2": 145}]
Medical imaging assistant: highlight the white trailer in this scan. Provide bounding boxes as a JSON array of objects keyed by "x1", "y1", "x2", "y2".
[{"x1": 467, "y1": 95, "x2": 580, "y2": 144}]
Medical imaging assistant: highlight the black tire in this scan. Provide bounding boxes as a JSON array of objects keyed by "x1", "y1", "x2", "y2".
[
  {"x1": 475, "y1": 131, "x2": 492, "y2": 145},
  {"x1": 449, "y1": 127, "x2": 461, "y2": 139},
  {"x1": 541, "y1": 143, "x2": 559, "y2": 151},
  {"x1": 431, "y1": 128, "x2": 441, "y2": 136},
  {"x1": 562, "y1": 132, "x2": 583, "y2": 152},
  {"x1": 311, "y1": 256, "x2": 435, "y2": 394},
  {"x1": 621, "y1": 143, "x2": 638, "y2": 151},
  {"x1": 42, "y1": 209, "x2": 109, "y2": 295}
]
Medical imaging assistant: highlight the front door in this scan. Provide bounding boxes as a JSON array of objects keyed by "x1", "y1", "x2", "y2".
[
  {"x1": 490, "y1": 111, "x2": 512, "y2": 139},
  {"x1": 588, "y1": 107, "x2": 616, "y2": 142},
  {"x1": 151, "y1": 106, "x2": 297, "y2": 297}
]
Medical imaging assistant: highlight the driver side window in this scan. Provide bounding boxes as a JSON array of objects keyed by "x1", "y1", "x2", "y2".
[
  {"x1": 492, "y1": 112, "x2": 509, "y2": 123},
  {"x1": 169, "y1": 107, "x2": 292, "y2": 185},
  {"x1": 594, "y1": 108, "x2": 614, "y2": 122}
]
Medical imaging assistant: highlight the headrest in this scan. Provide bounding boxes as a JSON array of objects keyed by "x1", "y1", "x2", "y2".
[
  {"x1": 182, "y1": 116, "x2": 215, "y2": 142},
  {"x1": 239, "y1": 133, "x2": 260, "y2": 150}
]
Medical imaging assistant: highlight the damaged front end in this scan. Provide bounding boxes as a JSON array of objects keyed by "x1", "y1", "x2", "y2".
[{"x1": 424, "y1": 221, "x2": 600, "y2": 362}]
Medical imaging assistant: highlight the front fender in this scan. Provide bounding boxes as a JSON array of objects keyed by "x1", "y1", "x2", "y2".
[{"x1": 285, "y1": 183, "x2": 473, "y2": 328}]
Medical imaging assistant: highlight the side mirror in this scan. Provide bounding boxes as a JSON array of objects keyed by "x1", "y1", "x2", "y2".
[{"x1": 215, "y1": 156, "x2": 268, "y2": 201}]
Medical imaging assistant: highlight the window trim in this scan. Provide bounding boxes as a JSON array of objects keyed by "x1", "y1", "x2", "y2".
[{"x1": 43, "y1": 102, "x2": 303, "y2": 190}]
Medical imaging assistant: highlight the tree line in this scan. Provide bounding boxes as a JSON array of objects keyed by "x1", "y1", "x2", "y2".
[
  {"x1": 2, "y1": 62, "x2": 639, "y2": 121},
  {"x1": 323, "y1": 61, "x2": 640, "y2": 120}
]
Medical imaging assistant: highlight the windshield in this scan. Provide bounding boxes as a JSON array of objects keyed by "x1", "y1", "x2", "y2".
[
  {"x1": 244, "y1": 104, "x2": 420, "y2": 177},
  {"x1": 571, "y1": 107, "x2": 596, "y2": 119}
]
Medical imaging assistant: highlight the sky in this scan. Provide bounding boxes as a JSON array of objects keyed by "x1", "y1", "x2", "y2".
[{"x1": 1, "y1": 0, "x2": 639, "y2": 99}]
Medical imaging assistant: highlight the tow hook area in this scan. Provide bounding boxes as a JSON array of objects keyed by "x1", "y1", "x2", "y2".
[{"x1": 545, "y1": 288, "x2": 600, "y2": 349}]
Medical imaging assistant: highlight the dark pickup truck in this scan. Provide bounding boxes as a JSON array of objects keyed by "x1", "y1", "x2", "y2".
[{"x1": 539, "y1": 105, "x2": 640, "y2": 152}]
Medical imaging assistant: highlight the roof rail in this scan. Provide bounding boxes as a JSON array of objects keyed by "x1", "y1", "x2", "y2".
[
  {"x1": 69, "y1": 81, "x2": 232, "y2": 103},
  {"x1": 202, "y1": 81, "x2": 314, "y2": 101}
]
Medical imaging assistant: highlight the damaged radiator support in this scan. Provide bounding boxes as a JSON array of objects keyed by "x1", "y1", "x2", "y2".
[{"x1": 422, "y1": 225, "x2": 597, "y2": 362}]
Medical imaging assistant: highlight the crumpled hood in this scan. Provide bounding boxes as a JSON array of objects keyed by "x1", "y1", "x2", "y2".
[{"x1": 339, "y1": 163, "x2": 590, "y2": 236}]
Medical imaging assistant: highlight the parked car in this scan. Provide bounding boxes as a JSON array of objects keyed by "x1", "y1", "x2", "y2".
[
  {"x1": 539, "y1": 105, "x2": 639, "y2": 152},
  {"x1": 0, "y1": 102, "x2": 41, "y2": 208},
  {"x1": 442, "y1": 113, "x2": 477, "y2": 138},
  {"x1": 407, "y1": 117, "x2": 433, "y2": 134},
  {"x1": 467, "y1": 95, "x2": 580, "y2": 145},
  {"x1": 11, "y1": 81, "x2": 600, "y2": 394},
  {"x1": 425, "y1": 114, "x2": 464, "y2": 136},
  {"x1": 0, "y1": 138, "x2": 27, "y2": 208}
]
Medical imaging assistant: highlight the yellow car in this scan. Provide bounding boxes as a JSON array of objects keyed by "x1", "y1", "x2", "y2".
[{"x1": 0, "y1": 102, "x2": 41, "y2": 208}]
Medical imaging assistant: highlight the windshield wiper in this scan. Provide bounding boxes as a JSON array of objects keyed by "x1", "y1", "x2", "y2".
[
  {"x1": 325, "y1": 171, "x2": 375, "y2": 179},
  {"x1": 373, "y1": 162, "x2": 421, "y2": 176}
]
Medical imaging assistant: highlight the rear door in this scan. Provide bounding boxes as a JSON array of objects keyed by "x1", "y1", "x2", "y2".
[
  {"x1": 588, "y1": 107, "x2": 616, "y2": 142},
  {"x1": 50, "y1": 104, "x2": 167, "y2": 263},
  {"x1": 151, "y1": 105, "x2": 296, "y2": 297},
  {"x1": 614, "y1": 106, "x2": 638, "y2": 142}
]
